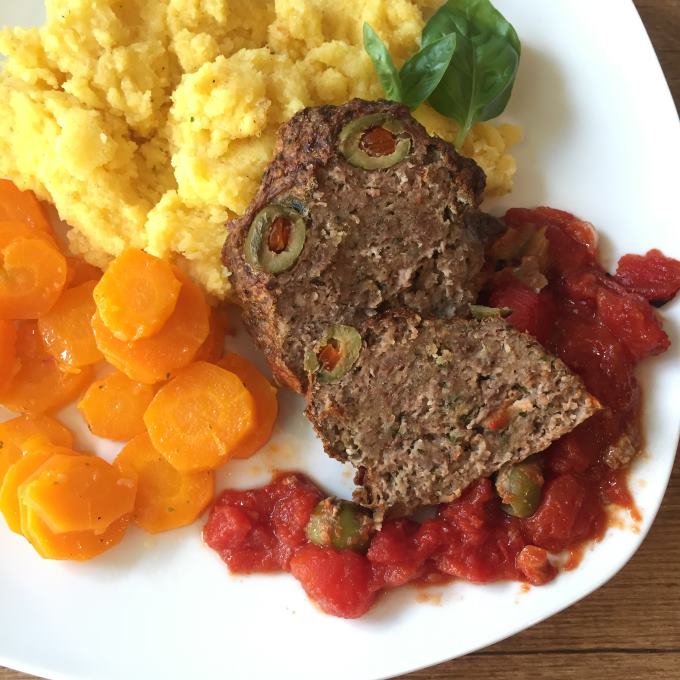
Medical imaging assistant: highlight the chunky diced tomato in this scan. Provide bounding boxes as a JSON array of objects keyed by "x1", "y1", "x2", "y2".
[
  {"x1": 289, "y1": 544, "x2": 376, "y2": 619},
  {"x1": 546, "y1": 411, "x2": 619, "y2": 475},
  {"x1": 488, "y1": 281, "x2": 555, "y2": 344},
  {"x1": 367, "y1": 519, "x2": 426, "y2": 590},
  {"x1": 551, "y1": 307, "x2": 637, "y2": 413},
  {"x1": 270, "y1": 478, "x2": 323, "y2": 548},
  {"x1": 203, "y1": 474, "x2": 320, "y2": 572},
  {"x1": 595, "y1": 285, "x2": 670, "y2": 361},
  {"x1": 515, "y1": 545, "x2": 557, "y2": 586},
  {"x1": 615, "y1": 249, "x2": 680, "y2": 305},
  {"x1": 522, "y1": 474, "x2": 605, "y2": 552}
]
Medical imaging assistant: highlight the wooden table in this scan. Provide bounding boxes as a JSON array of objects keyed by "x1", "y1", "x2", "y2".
[{"x1": 2, "y1": 1, "x2": 678, "y2": 679}]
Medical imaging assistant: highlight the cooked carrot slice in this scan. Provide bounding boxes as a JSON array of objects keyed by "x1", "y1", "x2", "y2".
[
  {"x1": 19, "y1": 453, "x2": 136, "y2": 534},
  {"x1": 0, "y1": 447, "x2": 75, "y2": 533},
  {"x1": 0, "y1": 447, "x2": 21, "y2": 489},
  {"x1": 92, "y1": 269, "x2": 210, "y2": 384},
  {"x1": 20, "y1": 505, "x2": 130, "y2": 561},
  {"x1": 38, "y1": 280, "x2": 102, "y2": 369},
  {"x1": 144, "y1": 362, "x2": 256, "y2": 472},
  {"x1": 93, "y1": 249, "x2": 182, "y2": 342},
  {"x1": 115, "y1": 433, "x2": 214, "y2": 533},
  {"x1": 0, "y1": 414, "x2": 74, "y2": 462},
  {"x1": 0, "y1": 220, "x2": 56, "y2": 250},
  {"x1": 1, "y1": 322, "x2": 93, "y2": 414},
  {"x1": 0, "y1": 180, "x2": 52, "y2": 235},
  {"x1": 66, "y1": 256, "x2": 101, "y2": 288},
  {"x1": 194, "y1": 308, "x2": 230, "y2": 363},
  {"x1": 0, "y1": 320, "x2": 18, "y2": 394},
  {"x1": 78, "y1": 371, "x2": 155, "y2": 441},
  {"x1": 217, "y1": 353, "x2": 278, "y2": 460},
  {"x1": 0, "y1": 237, "x2": 67, "y2": 320}
]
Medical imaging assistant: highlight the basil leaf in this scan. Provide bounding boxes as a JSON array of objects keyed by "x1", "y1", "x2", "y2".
[
  {"x1": 424, "y1": 0, "x2": 521, "y2": 147},
  {"x1": 423, "y1": 0, "x2": 520, "y2": 53},
  {"x1": 399, "y1": 33, "x2": 457, "y2": 111},
  {"x1": 363, "y1": 23, "x2": 403, "y2": 102}
]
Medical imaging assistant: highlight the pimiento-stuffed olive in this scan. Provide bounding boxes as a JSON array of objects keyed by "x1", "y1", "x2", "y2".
[
  {"x1": 495, "y1": 456, "x2": 544, "y2": 518},
  {"x1": 305, "y1": 497, "x2": 374, "y2": 552},
  {"x1": 338, "y1": 113, "x2": 411, "y2": 170},
  {"x1": 304, "y1": 324, "x2": 362, "y2": 383},
  {"x1": 244, "y1": 204, "x2": 306, "y2": 274}
]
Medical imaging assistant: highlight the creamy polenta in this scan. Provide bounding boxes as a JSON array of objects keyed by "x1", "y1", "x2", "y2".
[{"x1": 0, "y1": 0, "x2": 520, "y2": 298}]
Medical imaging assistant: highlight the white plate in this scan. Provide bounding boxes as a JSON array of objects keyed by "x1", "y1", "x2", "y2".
[{"x1": 1, "y1": 1, "x2": 679, "y2": 679}]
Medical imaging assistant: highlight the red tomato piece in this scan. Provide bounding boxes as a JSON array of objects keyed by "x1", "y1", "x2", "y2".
[
  {"x1": 203, "y1": 473, "x2": 321, "y2": 573},
  {"x1": 551, "y1": 308, "x2": 637, "y2": 413},
  {"x1": 522, "y1": 474, "x2": 606, "y2": 552},
  {"x1": 367, "y1": 519, "x2": 427, "y2": 590},
  {"x1": 515, "y1": 545, "x2": 557, "y2": 586},
  {"x1": 595, "y1": 285, "x2": 670, "y2": 362},
  {"x1": 615, "y1": 249, "x2": 680, "y2": 305},
  {"x1": 488, "y1": 281, "x2": 556, "y2": 345},
  {"x1": 289, "y1": 544, "x2": 376, "y2": 619}
]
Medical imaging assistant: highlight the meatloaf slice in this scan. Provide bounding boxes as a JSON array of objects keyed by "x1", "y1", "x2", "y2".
[
  {"x1": 223, "y1": 99, "x2": 500, "y2": 393},
  {"x1": 305, "y1": 312, "x2": 600, "y2": 517}
]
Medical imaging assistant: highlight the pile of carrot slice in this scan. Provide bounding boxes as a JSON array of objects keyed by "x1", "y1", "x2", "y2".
[{"x1": 0, "y1": 180, "x2": 278, "y2": 559}]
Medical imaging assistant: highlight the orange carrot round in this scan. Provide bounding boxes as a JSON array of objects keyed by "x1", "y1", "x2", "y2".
[
  {"x1": 92, "y1": 269, "x2": 210, "y2": 384},
  {"x1": 0, "y1": 447, "x2": 73, "y2": 533},
  {"x1": 19, "y1": 453, "x2": 137, "y2": 534},
  {"x1": 20, "y1": 506, "x2": 130, "y2": 561},
  {"x1": 144, "y1": 361, "x2": 256, "y2": 472},
  {"x1": 0, "y1": 237, "x2": 67, "y2": 319},
  {"x1": 0, "y1": 320, "x2": 18, "y2": 394},
  {"x1": 0, "y1": 180, "x2": 53, "y2": 235},
  {"x1": 93, "y1": 249, "x2": 182, "y2": 342},
  {"x1": 217, "y1": 353, "x2": 278, "y2": 459},
  {"x1": 1, "y1": 322, "x2": 93, "y2": 414},
  {"x1": 0, "y1": 219, "x2": 56, "y2": 247},
  {"x1": 78, "y1": 371, "x2": 155, "y2": 441},
  {"x1": 0, "y1": 414, "x2": 73, "y2": 460},
  {"x1": 38, "y1": 280, "x2": 103, "y2": 369},
  {"x1": 114, "y1": 433, "x2": 214, "y2": 533}
]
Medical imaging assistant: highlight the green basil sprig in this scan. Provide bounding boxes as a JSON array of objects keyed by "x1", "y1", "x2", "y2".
[
  {"x1": 363, "y1": 23, "x2": 456, "y2": 112},
  {"x1": 364, "y1": 0, "x2": 520, "y2": 149}
]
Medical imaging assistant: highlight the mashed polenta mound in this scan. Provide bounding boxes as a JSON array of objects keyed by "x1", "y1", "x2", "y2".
[{"x1": 0, "y1": 0, "x2": 521, "y2": 298}]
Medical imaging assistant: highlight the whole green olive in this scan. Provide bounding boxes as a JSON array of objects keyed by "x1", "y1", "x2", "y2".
[
  {"x1": 305, "y1": 497, "x2": 374, "y2": 552},
  {"x1": 495, "y1": 457, "x2": 544, "y2": 518}
]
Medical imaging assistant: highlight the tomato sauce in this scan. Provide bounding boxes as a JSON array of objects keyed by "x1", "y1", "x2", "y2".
[{"x1": 204, "y1": 207, "x2": 678, "y2": 618}]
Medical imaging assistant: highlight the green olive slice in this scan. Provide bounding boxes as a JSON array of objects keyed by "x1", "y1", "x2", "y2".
[
  {"x1": 244, "y1": 204, "x2": 306, "y2": 274},
  {"x1": 495, "y1": 457, "x2": 545, "y2": 519},
  {"x1": 304, "y1": 324, "x2": 362, "y2": 383},
  {"x1": 306, "y1": 497, "x2": 374, "y2": 552},
  {"x1": 469, "y1": 304, "x2": 513, "y2": 320},
  {"x1": 338, "y1": 113, "x2": 412, "y2": 170}
]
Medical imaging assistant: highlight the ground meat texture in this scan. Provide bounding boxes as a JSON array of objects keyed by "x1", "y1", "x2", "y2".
[
  {"x1": 223, "y1": 99, "x2": 496, "y2": 392},
  {"x1": 306, "y1": 312, "x2": 600, "y2": 517}
]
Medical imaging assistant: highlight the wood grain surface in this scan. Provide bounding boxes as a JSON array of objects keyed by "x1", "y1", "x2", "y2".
[{"x1": 2, "y1": 1, "x2": 678, "y2": 679}]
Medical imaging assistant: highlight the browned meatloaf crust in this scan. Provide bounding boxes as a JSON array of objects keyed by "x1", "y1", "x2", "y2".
[
  {"x1": 305, "y1": 312, "x2": 600, "y2": 517},
  {"x1": 223, "y1": 99, "x2": 501, "y2": 393}
]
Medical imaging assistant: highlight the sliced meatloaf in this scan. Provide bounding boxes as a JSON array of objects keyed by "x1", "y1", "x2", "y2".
[
  {"x1": 223, "y1": 98, "x2": 502, "y2": 393},
  {"x1": 305, "y1": 312, "x2": 600, "y2": 517}
]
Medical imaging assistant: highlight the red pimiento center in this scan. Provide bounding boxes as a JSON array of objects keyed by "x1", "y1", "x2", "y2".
[
  {"x1": 267, "y1": 216, "x2": 291, "y2": 254},
  {"x1": 318, "y1": 340, "x2": 341, "y2": 372},
  {"x1": 360, "y1": 126, "x2": 397, "y2": 157}
]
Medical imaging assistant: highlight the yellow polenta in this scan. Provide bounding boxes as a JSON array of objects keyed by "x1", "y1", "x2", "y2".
[{"x1": 0, "y1": 0, "x2": 520, "y2": 298}]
